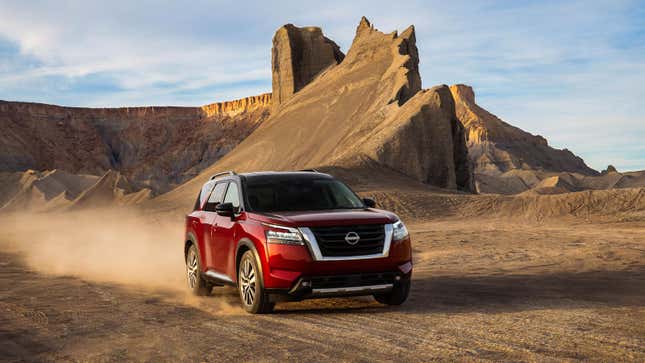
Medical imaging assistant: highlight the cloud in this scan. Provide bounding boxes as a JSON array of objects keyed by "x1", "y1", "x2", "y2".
[
  {"x1": 0, "y1": 1, "x2": 277, "y2": 106},
  {"x1": 0, "y1": 0, "x2": 643, "y2": 170}
]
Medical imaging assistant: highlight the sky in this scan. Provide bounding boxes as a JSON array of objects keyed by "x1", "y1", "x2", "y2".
[{"x1": 1, "y1": 0, "x2": 643, "y2": 171}]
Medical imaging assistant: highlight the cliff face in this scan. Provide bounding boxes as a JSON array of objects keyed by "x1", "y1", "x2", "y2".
[
  {"x1": 449, "y1": 84, "x2": 597, "y2": 177},
  {"x1": 0, "y1": 95, "x2": 271, "y2": 193},
  {"x1": 201, "y1": 93, "x2": 271, "y2": 117},
  {"x1": 271, "y1": 24, "x2": 345, "y2": 109}
]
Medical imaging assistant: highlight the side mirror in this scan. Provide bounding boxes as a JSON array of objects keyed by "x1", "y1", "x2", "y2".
[
  {"x1": 362, "y1": 198, "x2": 376, "y2": 208},
  {"x1": 215, "y1": 202, "x2": 235, "y2": 217}
]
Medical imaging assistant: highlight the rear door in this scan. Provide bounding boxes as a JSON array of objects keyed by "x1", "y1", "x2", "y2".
[
  {"x1": 201, "y1": 182, "x2": 228, "y2": 269},
  {"x1": 211, "y1": 181, "x2": 241, "y2": 275}
]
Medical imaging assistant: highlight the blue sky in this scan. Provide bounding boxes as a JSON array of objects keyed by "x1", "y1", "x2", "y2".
[{"x1": 1, "y1": 0, "x2": 643, "y2": 171}]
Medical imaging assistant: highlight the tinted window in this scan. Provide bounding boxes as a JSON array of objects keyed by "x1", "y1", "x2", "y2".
[
  {"x1": 245, "y1": 177, "x2": 364, "y2": 212},
  {"x1": 203, "y1": 182, "x2": 228, "y2": 212},
  {"x1": 223, "y1": 182, "x2": 240, "y2": 208}
]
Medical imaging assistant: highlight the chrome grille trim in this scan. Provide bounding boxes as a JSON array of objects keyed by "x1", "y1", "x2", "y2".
[{"x1": 299, "y1": 223, "x2": 393, "y2": 261}]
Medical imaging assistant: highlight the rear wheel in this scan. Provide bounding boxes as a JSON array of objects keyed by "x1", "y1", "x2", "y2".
[
  {"x1": 238, "y1": 250, "x2": 274, "y2": 314},
  {"x1": 374, "y1": 278, "x2": 410, "y2": 305},
  {"x1": 186, "y1": 245, "x2": 213, "y2": 296}
]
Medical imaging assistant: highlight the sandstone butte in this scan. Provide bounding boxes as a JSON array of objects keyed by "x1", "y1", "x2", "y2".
[{"x1": 153, "y1": 17, "x2": 472, "y2": 211}]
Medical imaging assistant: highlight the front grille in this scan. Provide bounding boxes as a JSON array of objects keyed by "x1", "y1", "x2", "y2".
[
  {"x1": 311, "y1": 272, "x2": 396, "y2": 289},
  {"x1": 309, "y1": 224, "x2": 385, "y2": 257}
]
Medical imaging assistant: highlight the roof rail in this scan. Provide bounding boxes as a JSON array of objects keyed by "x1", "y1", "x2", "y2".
[
  {"x1": 210, "y1": 171, "x2": 236, "y2": 180},
  {"x1": 299, "y1": 169, "x2": 319, "y2": 173}
]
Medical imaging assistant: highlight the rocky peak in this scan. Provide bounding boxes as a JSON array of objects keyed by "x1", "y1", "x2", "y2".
[
  {"x1": 356, "y1": 16, "x2": 373, "y2": 36},
  {"x1": 271, "y1": 24, "x2": 345, "y2": 109},
  {"x1": 344, "y1": 17, "x2": 421, "y2": 106}
]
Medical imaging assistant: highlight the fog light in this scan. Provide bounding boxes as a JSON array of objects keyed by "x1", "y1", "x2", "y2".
[
  {"x1": 395, "y1": 275, "x2": 401, "y2": 281},
  {"x1": 302, "y1": 281, "x2": 310, "y2": 287}
]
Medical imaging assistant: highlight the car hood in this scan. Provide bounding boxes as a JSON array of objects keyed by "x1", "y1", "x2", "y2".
[{"x1": 248, "y1": 208, "x2": 398, "y2": 227}]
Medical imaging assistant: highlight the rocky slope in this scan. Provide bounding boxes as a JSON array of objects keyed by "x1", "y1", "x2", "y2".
[
  {"x1": 0, "y1": 169, "x2": 149, "y2": 212},
  {"x1": 153, "y1": 18, "x2": 473, "y2": 212},
  {"x1": 450, "y1": 84, "x2": 596, "y2": 176},
  {"x1": 0, "y1": 94, "x2": 271, "y2": 194},
  {"x1": 471, "y1": 167, "x2": 645, "y2": 194}
]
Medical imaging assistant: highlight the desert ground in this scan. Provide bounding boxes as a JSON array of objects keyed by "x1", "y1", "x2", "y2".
[{"x1": 1, "y1": 208, "x2": 643, "y2": 362}]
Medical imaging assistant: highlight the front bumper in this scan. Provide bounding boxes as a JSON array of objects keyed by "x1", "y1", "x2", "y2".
[
  {"x1": 265, "y1": 267, "x2": 412, "y2": 301},
  {"x1": 263, "y1": 236, "x2": 413, "y2": 290}
]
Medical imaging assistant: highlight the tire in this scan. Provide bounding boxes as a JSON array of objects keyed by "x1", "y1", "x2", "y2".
[
  {"x1": 238, "y1": 250, "x2": 274, "y2": 314},
  {"x1": 374, "y1": 278, "x2": 410, "y2": 305},
  {"x1": 186, "y1": 244, "x2": 213, "y2": 296}
]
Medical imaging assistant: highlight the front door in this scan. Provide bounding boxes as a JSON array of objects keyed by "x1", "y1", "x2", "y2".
[
  {"x1": 202, "y1": 182, "x2": 228, "y2": 270},
  {"x1": 210, "y1": 182, "x2": 241, "y2": 276}
]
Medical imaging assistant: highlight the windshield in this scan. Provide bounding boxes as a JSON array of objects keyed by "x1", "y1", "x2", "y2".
[{"x1": 244, "y1": 177, "x2": 365, "y2": 212}]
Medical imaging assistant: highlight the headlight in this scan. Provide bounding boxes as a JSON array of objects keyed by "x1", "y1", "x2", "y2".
[
  {"x1": 392, "y1": 220, "x2": 409, "y2": 241},
  {"x1": 263, "y1": 223, "x2": 304, "y2": 245}
]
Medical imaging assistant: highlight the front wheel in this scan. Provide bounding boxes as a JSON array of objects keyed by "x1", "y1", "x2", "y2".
[
  {"x1": 238, "y1": 250, "x2": 274, "y2": 314},
  {"x1": 374, "y1": 278, "x2": 410, "y2": 305}
]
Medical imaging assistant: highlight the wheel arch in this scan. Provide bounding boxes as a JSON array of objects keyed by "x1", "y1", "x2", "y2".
[
  {"x1": 235, "y1": 238, "x2": 265, "y2": 287},
  {"x1": 184, "y1": 232, "x2": 199, "y2": 261}
]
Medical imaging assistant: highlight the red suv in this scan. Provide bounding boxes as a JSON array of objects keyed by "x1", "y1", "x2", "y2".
[{"x1": 184, "y1": 170, "x2": 412, "y2": 313}]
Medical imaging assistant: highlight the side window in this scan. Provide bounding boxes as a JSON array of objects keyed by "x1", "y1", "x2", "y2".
[
  {"x1": 203, "y1": 182, "x2": 228, "y2": 212},
  {"x1": 223, "y1": 182, "x2": 240, "y2": 208}
]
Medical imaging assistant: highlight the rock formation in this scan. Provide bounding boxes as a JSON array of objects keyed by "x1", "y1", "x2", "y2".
[
  {"x1": 0, "y1": 170, "x2": 93, "y2": 211},
  {"x1": 450, "y1": 84, "x2": 596, "y2": 176},
  {"x1": 447, "y1": 84, "x2": 609, "y2": 194},
  {"x1": 0, "y1": 94, "x2": 271, "y2": 194},
  {"x1": 271, "y1": 24, "x2": 344, "y2": 108},
  {"x1": 67, "y1": 170, "x2": 151, "y2": 210},
  {"x1": 155, "y1": 18, "x2": 474, "y2": 211},
  {"x1": 601, "y1": 165, "x2": 618, "y2": 174},
  {"x1": 201, "y1": 93, "x2": 271, "y2": 117}
]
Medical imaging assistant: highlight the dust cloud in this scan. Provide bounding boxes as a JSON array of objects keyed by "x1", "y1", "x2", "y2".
[{"x1": 0, "y1": 208, "x2": 187, "y2": 291}]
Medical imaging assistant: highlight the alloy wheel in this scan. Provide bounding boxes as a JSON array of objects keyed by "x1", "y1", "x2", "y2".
[
  {"x1": 239, "y1": 258, "x2": 256, "y2": 306},
  {"x1": 187, "y1": 250, "x2": 198, "y2": 289}
]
